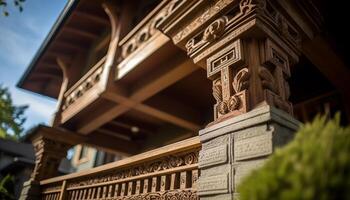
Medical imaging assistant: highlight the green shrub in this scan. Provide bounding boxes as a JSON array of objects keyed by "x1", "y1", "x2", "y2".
[
  {"x1": 0, "y1": 174, "x2": 15, "y2": 200},
  {"x1": 238, "y1": 114, "x2": 350, "y2": 200}
]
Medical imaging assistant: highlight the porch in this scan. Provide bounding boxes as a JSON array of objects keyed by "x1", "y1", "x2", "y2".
[{"x1": 17, "y1": 0, "x2": 350, "y2": 199}]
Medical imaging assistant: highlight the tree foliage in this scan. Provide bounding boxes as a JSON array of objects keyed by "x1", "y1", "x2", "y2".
[
  {"x1": 0, "y1": 85, "x2": 28, "y2": 140},
  {"x1": 0, "y1": 175, "x2": 15, "y2": 200},
  {"x1": 0, "y1": 0, "x2": 25, "y2": 16},
  {"x1": 238, "y1": 114, "x2": 350, "y2": 200}
]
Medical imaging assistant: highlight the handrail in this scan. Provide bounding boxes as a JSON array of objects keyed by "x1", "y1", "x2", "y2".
[
  {"x1": 118, "y1": 0, "x2": 184, "y2": 60},
  {"x1": 41, "y1": 136, "x2": 200, "y2": 184},
  {"x1": 64, "y1": 56, "x2": 106, "y2": 97},
  {"x1": 119, "y1": 0, "x2": 171, "y2": 46},
  {"x1": 39, "y1": 137, "x2": 201, "y2": 200},
  {"x1": 62, "y1": 56, "x2": 106, "y2": 111}
]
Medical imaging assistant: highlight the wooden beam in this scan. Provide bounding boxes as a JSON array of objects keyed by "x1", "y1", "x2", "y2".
[
  {"x1": 302, "y1": 36, "x2": 350, "y2": 94},
  {"x1": 86, "y1": 132, "x2": 139, "y2": 155},
  {"x1": 77, "y1": 59, "x2": 199, "y2": 133},
  {"x1": 95, "y1": 34, "x2": 111, "y2": 52},
  {"x1": 135, "y1": 104, "x2": 201, "y2": 131},
  {"x1": 54, "y1": 41, "x2": 88, "y2": 52},
  {"x1": 109, "y1": 120, "x2": 155, "y2": 135},
  {"x1": 31, "y1": 73, "x2": 61, "y2": 81},
  {"x1": 75, "y1": 11, "x2": 109, "y2": 25},
  {"x1": 64, "y1": 27, "x2": 99, "y2": 40},
  {"x1": 37, "y1": 125, "x2": 138, "y2": 155},
  {"x1": 96, "y1": 128, "x2": 131, "y2": 141},
  {"x1": 104, "y1": 93, "x2": 201, "y2": 131},
  {"x1": 303, "y1": 36, "x2": 350, "y2": 121}
]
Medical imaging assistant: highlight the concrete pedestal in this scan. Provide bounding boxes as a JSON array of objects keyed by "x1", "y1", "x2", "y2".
[{"x1": 197, "y1": 105, "x2": 300, "y2": 199}]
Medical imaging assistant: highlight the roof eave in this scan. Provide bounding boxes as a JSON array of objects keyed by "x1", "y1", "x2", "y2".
[{"x1": 16, "y1": 0, "x2": 80, "y2": 94}]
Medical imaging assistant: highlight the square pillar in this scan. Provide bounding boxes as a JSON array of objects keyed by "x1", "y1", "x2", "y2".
[
  {"x1": 197, "y1": 105, "x2": 300, "y2": 199},
  {"x1": 19, "y1": 125, "x2": 72, "y2": 200}
]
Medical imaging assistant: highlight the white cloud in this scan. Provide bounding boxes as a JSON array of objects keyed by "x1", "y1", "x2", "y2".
[
  {"x1": 0, "y1": 26, "x2": 39, "y2": 68},
  {"x1": 10, "y1": 86, "x2": 57, "y2": 129}
]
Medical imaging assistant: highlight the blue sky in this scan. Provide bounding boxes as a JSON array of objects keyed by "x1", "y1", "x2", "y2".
[{"x1": 0, "y1": 1, "x2": 68, "y2": 132}]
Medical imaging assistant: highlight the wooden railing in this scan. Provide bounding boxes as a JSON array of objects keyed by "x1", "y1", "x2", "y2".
[
  {"x1": 62, "y1": 56, "x2": 106, "y2": 111},
  {"x1": 116, "y1": 0, "x2": 185, "y2": 79},
  {"x1": 59, "y1": 57, "x2": 106, "y2": 123},
  {"x1": 39, "y1": 137, "x2": 200, "y2": 200}
]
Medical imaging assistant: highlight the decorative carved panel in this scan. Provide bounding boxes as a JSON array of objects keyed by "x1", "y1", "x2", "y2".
[
  {"x1": 158, "y1": 0, "x2": 306, "y2": 124},
  {"x1": 39, "y1": 138, "x2": 200, "y2": 200},
  {"x1": 31, "y1": 137, "x2": 70, "y2": 181}
]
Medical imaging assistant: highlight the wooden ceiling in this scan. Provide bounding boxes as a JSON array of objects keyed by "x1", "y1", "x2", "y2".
[{"x1": 19, "y1": 0, "x2": 110, "y2": 98}]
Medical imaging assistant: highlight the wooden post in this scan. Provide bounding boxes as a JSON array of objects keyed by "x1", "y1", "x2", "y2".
[
  {"x1": 19, "y1": 126, "x2": 72, "y2": 200},
  {"x1": 156, "y1": 0, "x2": 322, "y2": 199},
  {"x1": 59, "y1": 181, "x2": 67, "y2": 200}
]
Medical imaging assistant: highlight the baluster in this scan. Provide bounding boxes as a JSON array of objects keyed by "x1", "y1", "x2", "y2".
[
  {"x1": 86, "y1": 188, "x2": 92, "y2": 200},
  {"x1": 143, "y1": 179, "x2": 150, "y2": 194},
  {"x1": 101, "y1": 186, "x2": 107, "y2": 198},
  {"x1": 96, "y1": 187, "x2": 101, "y2": 199},
  {"x1": 191, "y1": 169, "x2": 199, "y2": 189},
  {"x1": 67, "y1": 191, "x2": 72, "y2": 199},
  {"x1": 114, "y1": 184, "x2": 120, "y2": 197},
  {"x1": 127, "y1": 181, "x2": 134, "y2": 196},
  {"x1": 107, "y1": 184, "x2": 114, "y2": 198},
  {"x1": 160, "y1": 175, "x2": 170, "y2": 192},
  {"x1": 170, "y1": 173, "x2": 180, "y2": 190},
  {"x1": 82, "y1": 189, "x2": 87, "y2": 199},
  {"x1": 135, "y1": 180, "x2": 142, "y2": 195},
  {"x1": 180, "y1": 171, "x2": 190, "y2": 189},
  {"x1": 151, "y1": 176, "x2": 160, "y2": 192},
  {"x1": 120, "y1": 183, "x2": 126, "y2": 197},
  {"x1": 91, "y1": 188, "x2": 96, "y2": 200},
  {"x1": 71, "y1": 191, "x2": 76, "y2": 200},
  {"x1": 78, "y1": 190, "x2": 83, "y2": 200}
]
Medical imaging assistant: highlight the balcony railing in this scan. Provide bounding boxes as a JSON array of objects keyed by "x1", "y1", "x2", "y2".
[
  {"x1": 39, "y1": 137, "x2": 200, "y2": 200},
  {"x1": 116, "y1": 0, "x2": 186, "y2": 79},
  {"x1": 60, "y1": 56, "x2": 106, "y2": 123}
]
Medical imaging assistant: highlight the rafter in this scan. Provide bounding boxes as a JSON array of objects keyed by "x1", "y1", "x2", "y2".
[
  {"x1": 54, "y1": 41, "x2": 88, "y2": 52},
  {"x1": 64, "y1": 27, "x2": 99, "y2": 40},
  {"x1": 75, "y1": 10, "x2": 109, "y2": 26}
]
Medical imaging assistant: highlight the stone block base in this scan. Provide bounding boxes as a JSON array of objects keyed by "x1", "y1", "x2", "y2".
[{"x1": 198, "y1": 105, "x2": 300, "y2": 199}]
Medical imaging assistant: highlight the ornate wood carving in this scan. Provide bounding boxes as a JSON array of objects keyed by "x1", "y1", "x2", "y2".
[
  {"x1": 66, "y1": 150, "x2": 199, "y2": 188},
  {"x1": 119, "y1": 0, "x2": 185, "y2": 60},
  {"x1": 30, "y1": 137, "x2": 70, "y2": 181},
  {"x1": 39, "y1": 138, "x2": 200, "y2": 200},
  {"x1": 62, "y1": 59, "x2": 105, "y2": 111},
  {"x1": 158, "y1": 0, "x2": 306, "y2": 124}
]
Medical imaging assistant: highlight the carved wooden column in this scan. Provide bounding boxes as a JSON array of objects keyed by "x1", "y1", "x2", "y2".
[
  {"x1": 20, "y1": 126, "x2": 71, "y2": 200},
  {"x1": 158, "y1": 0, "x2": 320, "y2": 199}
]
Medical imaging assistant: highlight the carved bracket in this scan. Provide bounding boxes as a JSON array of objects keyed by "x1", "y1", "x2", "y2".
[
  {"x1": 30, "y1": 136, "x2": 71, "y2": 181},
  {"x1": 158, "y1": 0, "x2": 307, "y2": 124}
]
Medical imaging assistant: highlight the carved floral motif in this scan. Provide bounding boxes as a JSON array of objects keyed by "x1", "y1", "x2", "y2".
[
  {"x1": 233, "y1": 68, "x2": 250, "y2": 93},
  {"x1": 173, "y1": 0, "x2": 235, "y2": 44},
  {"x1": 203, "y1": 17, "x2": 227, "y2": 42},
  {"x1": 121, "y1": 0, "x2": 184, "y2": 59},
  {"x1": 67, "y1": 150, "x2": 199, "y2": 188},
  {"x1": 63, "y1": 62, "x2": 104, "y2": 111},
  {"x1": 115, "y1": 190, "x2": 198, "y2": 200}
]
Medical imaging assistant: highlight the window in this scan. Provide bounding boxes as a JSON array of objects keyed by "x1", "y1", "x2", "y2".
[{"x1": 78, "y1": 145, "x2": 89, "y2": 160}]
